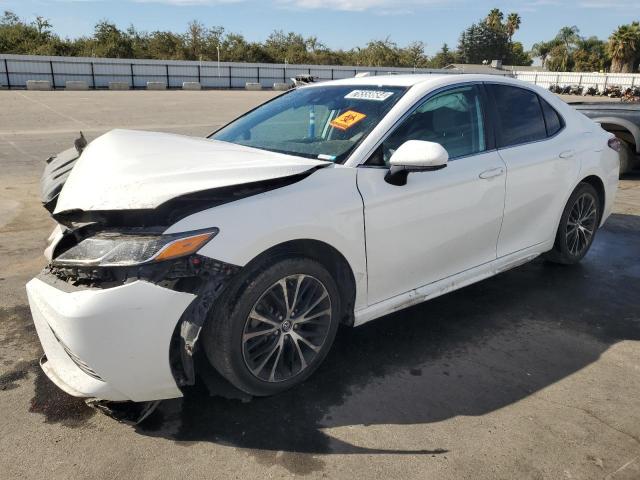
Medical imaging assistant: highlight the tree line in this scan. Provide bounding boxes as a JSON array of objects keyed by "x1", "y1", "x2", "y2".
[
  {"x1": 532, "y1": 23, "x2": 640, "y2": 73},
  {"x1": 1, "y1": 9, "x2": 639, "y2": 72}
]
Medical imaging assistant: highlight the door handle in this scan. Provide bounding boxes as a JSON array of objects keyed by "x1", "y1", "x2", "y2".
[
  {"x1": 479, "y1": 167, "x2": 505, "y2": 179},
  {"x1": 559, "y1": 150, "x2": 575, "y2": 158}
]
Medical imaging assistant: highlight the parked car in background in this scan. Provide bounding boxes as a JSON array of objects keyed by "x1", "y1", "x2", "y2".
[
  {"x1": 572, "y1": 101, "x2": 640, "y2": 175},
  {"x1": 27, "y1": 75, "x2": 619, "y2": 405}
]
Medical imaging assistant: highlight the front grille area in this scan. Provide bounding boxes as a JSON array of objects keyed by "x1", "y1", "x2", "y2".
[{"x1": 50, "y1": 327, "x2": 104, "y2": 381}]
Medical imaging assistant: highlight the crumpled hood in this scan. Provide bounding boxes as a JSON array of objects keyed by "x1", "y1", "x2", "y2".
[{"x1": 54, "y1": 129, "x2": 327, "y2": 213}]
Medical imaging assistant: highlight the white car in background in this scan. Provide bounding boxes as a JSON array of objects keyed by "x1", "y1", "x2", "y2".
[{"x1": 27, "y1": 74, "x2": 619, "y2": 404}]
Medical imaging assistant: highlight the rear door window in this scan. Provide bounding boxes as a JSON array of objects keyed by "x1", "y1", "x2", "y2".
[{"x1": 488, "y1": 84, "x2": 547, "y2": 148}]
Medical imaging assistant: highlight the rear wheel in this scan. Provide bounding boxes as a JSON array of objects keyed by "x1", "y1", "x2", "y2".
[
  {"x1": 202, "y1": 257, "x2": 340, "y2": 396},
  {"x1": 545, "y1": 182, "x2": 601, "y2": 264}
]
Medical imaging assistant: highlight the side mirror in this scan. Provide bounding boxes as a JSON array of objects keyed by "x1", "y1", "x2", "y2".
[{"x1": 385, "y1": 140, "x2": 448, "y2": 186}]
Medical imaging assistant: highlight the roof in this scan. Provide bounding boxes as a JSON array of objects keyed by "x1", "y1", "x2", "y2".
[
  {"x1": 444, "y1": 64, "x2": 545, "y2": 73},
  {"x1": 303, "y1": 75, "x2": 561, "y2": 107},
  {"x1": 444, "y1": 64, "x2": 508, "y2": 74},
  {"x1": 311, "y1": 74, "x2": 452, "y2": 87},
  {"x1": 310, "y1": 73, "x2": 521, "y2": 89}
]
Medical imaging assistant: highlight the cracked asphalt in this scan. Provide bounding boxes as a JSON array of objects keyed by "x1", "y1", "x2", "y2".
[{"x1": 1, "y1": 90, "x2": 639, "y2": 479}]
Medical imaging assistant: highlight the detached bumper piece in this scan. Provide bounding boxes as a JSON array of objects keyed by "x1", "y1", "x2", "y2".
[{"x1": 86, "y1": 398, "x2": 161, "y2": 425}]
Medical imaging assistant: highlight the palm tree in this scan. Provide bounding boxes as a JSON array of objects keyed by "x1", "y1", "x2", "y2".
[
  {"x1": 556, "y1": 26, "x2": 580, "y2": 51},
  {"x1": 531, "y1": 40, "x2": 556, "y2": 69},
  {"x1": 505, "y1": 13, "x2": 521, "y2": 41},
  {"x1": 608, "y1": 22, "x2": 640, "y2": 73},
  {"x1": 555, "y1": 26, "x2": 580, "y2": 71},
  {"x1": 485, "y1": 8, "x2": 504, "y2": 31}
]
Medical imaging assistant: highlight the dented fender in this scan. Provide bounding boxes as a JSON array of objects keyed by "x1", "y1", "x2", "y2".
[{"x1": 166, "y1": 166, "x2": 368, "y2": 311}]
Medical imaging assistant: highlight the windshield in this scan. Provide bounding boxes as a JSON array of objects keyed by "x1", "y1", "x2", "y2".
[{"x1": 210, "y1": 85, "x2": 407, "y2": 163}]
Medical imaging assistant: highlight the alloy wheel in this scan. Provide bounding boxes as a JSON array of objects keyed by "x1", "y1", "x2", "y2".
[
  {"x1": 566, "y1": 192, "x2": 597, "y2": 256},
  {"x1": 241, "y1": 274, "x2": 332, "y2": 383}
]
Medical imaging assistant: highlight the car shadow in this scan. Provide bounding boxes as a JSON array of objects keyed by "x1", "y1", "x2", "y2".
[{"x1": 132, "y1": 213, "x2": 638, "y2": 458}]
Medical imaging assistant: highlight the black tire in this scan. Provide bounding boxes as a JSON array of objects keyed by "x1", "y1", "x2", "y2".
[
  {"x1": 201, "y1": 257, "x2": 340, "y2": 396},
  {"x1": 545, "y1": 182, "x2": 601, "y2": 265}
]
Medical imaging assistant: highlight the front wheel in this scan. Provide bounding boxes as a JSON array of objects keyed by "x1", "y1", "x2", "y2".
[
  {"x1": 201, "y1": 257, "x2": 340, "y2": 396},
  {"x1": 545, "y1": 182, "x2": 601, "y2": 264}
]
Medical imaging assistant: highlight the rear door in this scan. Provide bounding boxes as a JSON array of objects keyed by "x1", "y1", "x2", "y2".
[{"x1": 486, "y1": 84, "x2": 578, "y2": 257}]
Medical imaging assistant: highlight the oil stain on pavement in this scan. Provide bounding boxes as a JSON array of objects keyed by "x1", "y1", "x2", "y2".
[
  {"x1": 0, "y1": 304, "x2": 96, "y2": 426},
  {"x1": 0, "y1": 305, "x2": 36, "y2": 352},
  {"x1": 0, "y1": 358, "x2": 38, "y2": 391},
  {"x1": 29, "y1": 368, "x2": 96, "y2": 428},
  {"x1": 0, "y1": 305, "x2": 39, "y2": 391}
]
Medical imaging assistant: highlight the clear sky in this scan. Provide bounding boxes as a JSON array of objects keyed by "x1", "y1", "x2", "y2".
[{"x1": 1, "y1": 0, "x2": 638, "y2": 55}]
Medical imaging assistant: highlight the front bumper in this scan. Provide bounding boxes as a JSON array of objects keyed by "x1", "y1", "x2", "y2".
[{"x1": 26, "y1": 277, "x2": 195, "y2": 401}]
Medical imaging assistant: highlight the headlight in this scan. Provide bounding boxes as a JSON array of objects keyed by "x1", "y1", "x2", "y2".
[{"x1": 53, "y1": 229, "x2": 218, "y2": 267}]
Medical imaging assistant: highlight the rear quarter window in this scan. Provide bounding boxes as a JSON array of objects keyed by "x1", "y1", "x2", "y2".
[
  {"x1": 539, "y1": 97, "x2": 564, "y2": 136},
  {"x1": 488, "y1": 84, "x2": 547, "y2": 148}
]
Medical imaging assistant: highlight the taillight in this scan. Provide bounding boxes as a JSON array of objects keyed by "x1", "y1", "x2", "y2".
[{"x1": 608, "y1": 137, "x2": 622, "y2": 152}]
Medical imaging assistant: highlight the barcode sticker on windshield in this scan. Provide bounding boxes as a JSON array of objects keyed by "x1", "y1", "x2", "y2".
[{"x1": 344, "y1": 90, "x2": 395, "y2": 101}]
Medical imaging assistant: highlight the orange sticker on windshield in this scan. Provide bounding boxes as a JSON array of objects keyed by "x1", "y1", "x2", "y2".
[{"x1": 330, "y1": 110, "x2": 367, "y2": 131}]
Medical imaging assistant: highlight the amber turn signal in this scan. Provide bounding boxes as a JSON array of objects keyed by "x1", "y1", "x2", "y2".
[{"x1": 153, "y1": 232, "x2": 215, "y2": 262}]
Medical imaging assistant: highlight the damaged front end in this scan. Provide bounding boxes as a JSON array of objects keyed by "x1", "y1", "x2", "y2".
[
  {"x1": 46, "y1": 247, "x2": 240, "y2": 392},
  {"x1": 33, "y1": 129, "x2": 328, "y2": 412},
  {"x1": 41, "y1": 196, "x2": 246, "y2": 396},
  {"x1": 40, "y1": 235, "x2": 244, "y2": 422},
  {"x1": 42, "y1": 175, "x2": 317, "y2": 397}
]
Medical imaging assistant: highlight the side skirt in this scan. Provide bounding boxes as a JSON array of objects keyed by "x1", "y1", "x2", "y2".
[{"x1": 353, "y1": 241, "x2": 551, "y2": 327}]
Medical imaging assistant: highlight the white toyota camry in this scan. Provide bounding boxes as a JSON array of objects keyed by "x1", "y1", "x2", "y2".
[{"x1": 27, "y1": 74, "x2": 619, "y2": 403}]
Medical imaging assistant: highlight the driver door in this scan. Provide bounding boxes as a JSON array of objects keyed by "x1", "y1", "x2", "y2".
[{"x1": 357, "y1": 84, "x2": 507, "y2": 305}]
